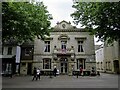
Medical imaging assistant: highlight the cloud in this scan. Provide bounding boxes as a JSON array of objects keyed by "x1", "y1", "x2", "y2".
[
  {"x1": 41, "y1": 0, "x2": 75, "y2": 26},
  {"x1": 36, "y1": 0, "x2": 101, "y2": 44}
]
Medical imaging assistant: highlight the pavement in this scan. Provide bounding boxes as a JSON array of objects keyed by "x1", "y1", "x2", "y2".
[{"x1": 2, "y1": 73, "x2": 119, "y2": 88}]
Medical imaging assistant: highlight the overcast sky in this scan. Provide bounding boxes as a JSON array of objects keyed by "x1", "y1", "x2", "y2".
[
  {"x1": 41, "y1": 0, "x2": 76, "y2": 27},
  {"x1": 39, "y1": 0, "x2": 103, "y2": 45}
]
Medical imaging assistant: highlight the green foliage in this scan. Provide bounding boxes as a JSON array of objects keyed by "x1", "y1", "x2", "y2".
[
  {"x1": 2, "y1": 2, "x2": 53, "y2": 44},
  {"x1": 71, "y1": 2, "x2": 120, "y2": 43}
]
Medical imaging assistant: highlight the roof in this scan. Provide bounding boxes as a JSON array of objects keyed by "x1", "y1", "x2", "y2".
[{"x1": 52, "y1": 20, "x2": 87, "y2": 32}]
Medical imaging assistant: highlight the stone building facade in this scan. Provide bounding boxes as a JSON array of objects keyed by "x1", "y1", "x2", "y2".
[
  {"x1": 20, "y1": 43, "x2": 34, "y2": 75},
  {"x1": 2, "y1": 43, "x2": 17, "y2": 75},
  {"x1": 2, "y1": 41, "x2": 34, "y2": 75},
  {"x1": 32, "y1": 21, "x2": 96, "y2": 75},
  {"x1": 104, "y1": 41, "x2": 120, "y2": 74}
]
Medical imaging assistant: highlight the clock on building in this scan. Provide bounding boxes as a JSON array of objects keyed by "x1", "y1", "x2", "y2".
[{"x1": 62, "y1": 24, "x2": 66, "y2": 28}]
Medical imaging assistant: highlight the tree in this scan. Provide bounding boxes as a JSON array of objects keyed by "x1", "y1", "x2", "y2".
[
  {"x1": 71, "y1": 2, "x2": 120, "y2": 43},
  {"x1": 2, "y1": 2, "x2": 53, "y2": 44},
  {"x1": 71, "y1": 2, "x2": 120, "y2": 74}
]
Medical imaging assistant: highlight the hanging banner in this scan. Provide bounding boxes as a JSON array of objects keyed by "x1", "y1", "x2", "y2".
[{"x1": 15, "y1": 46, "x2": 21, "y2": 63}]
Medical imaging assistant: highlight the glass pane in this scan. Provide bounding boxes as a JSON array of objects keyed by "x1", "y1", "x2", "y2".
[
  {"x1": 81, "y1": 45, "x2": 84, "y2": 52},
  {"x1": 44, "y1": 41, "x2": 50, "y2": 52},
  {"x1": 61, "y1": 67, "x2": 63, "y2": 72},
  {"x1": 8, "y1": 47, "x2": 12, "y2": 55},
  {"x1": 65, "y1": 63, "x2": 67, "y2": 72},
  {"x1": 61, "y1": 63, "x2": 63, "y2": 66},
  {"x1": 44, "y1": 46, "x2": 47, "y2": 52},
  {"x1": 43, "y1": 59, "x2": 51, "y2": 69},
  {"x1": 78, "y1": 45, "x2": 80, "y2": 52}
]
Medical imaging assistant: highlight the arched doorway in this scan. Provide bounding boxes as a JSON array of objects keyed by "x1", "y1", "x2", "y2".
[{"x1": 60, "y1": 58, "x2": 68, "y2": 74}]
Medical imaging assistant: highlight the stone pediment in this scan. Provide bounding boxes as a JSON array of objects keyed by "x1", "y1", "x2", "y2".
[
  {"x1": 53, "y1": 20, "x2": 86, "y2": 32},
  {"x1": 54, "y1": 20, "x2": 76, "y2": 30}
]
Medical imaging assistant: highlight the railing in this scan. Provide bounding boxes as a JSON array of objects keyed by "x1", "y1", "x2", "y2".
[
  {"x1": 53, "y1": 48, "x2": 74, "y2": 54},
  {"x1": 72, "y1": 71, "x2": 91, "y2": 78}
]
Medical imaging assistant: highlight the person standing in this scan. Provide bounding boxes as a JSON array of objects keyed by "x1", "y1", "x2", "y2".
[
  {"x1": 80, "y1": 67, "x2": 83, "y2": 76},
  {"x1": 32, "y1": 67, "x2": 37, "y2": 81},
  {"x1": 36, "y1": 68, "x2": 41, "y2": 80},
  {"x1": 91, "y1": 67, "x2": 96, "y2": 76},
  {"x1": 53, "y1": 66, "x2": 57, "y2": 77}
]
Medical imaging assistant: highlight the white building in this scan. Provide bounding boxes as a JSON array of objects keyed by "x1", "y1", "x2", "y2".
[
  {"x1": 95, "y1": 44, "x2": 104, "y2": 72},
  {"x1": 31, "y1": 21, "x2": 96, "y2": 75}
]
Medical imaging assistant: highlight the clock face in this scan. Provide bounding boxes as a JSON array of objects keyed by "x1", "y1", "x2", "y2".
[{"x1": 62, "y1": 24, "x2": 66, "y2": 28}]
